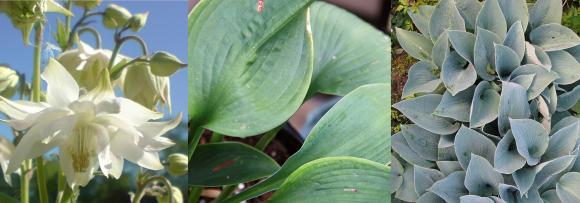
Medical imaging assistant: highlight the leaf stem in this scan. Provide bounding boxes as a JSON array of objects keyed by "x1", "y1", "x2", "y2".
[
  {"x1": 32, "y1": 22, "x2": 49, "y2": 203},
  {"x1": 214, "y1": 185, "x2": 236, "y2": 202},
  {"x1": 209, "y1": 132, "x2": 224, "y2": 143},
  {"x1": 188, "y1": 127, "x2": 204, "y2": 161},
  {"x1": 188, "y1": 187, "x2": 202, "y2": 203},
  {"x1": 255, "y1": 126, "x2": 282, "y2": 151}
]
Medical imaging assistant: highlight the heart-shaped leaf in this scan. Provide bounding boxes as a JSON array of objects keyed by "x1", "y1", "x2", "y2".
[
  {"x1": 455, "y1": 0, "x2": 482, "y2": 31},
  {"x1": 503, "y1": 21, "x2": 526, "y2": 62},
  {"x1": 474, "y1": 27, "x2": 501, "y2": 80},
  {"x1": 188, "y1": 142, "x2": 280, "y2": 186},
  {"x1": 402, "y1": 61, "x2": 441, "y2": 98},
  {"x1": 494, "y1": 131, "x2": 527, "y2": 174},
  {"x1": 435, "y1": 86, "x2": 475, "y2": 122},
  {"x1": 309, "y1": 2, "x2": 390, "y2": 96},
  {"x1": 454, "y1": 126, "x2": 496, "y2": 170},
  {"x1": 470, "y1": 81, "x2": 500, "y2": 128},
  {"x1": 510, "y1": 118, "x2": 549, "y2": 165},
  {"x1": 495, "y1": 44, "x2": 521, "y2": 81},
  {"x1": 448, "y1": 30, "x2": 476, "y2": 64},
  {"x1": 556, "y1": 172, "x2": 580, "y2": 202},
  {"x1": 541, "y1": 190, "x2": 562, "y2": 203},
  {"x1": 460, "y1": 195, "x2": 496, "y2": 203},
  {"x1": 465, "y1": 154, "x2": 504, "y2": 196},
  {"x1": 429, "y1": 0, "x2": 466, "y2": 42},
  {"x1": 498, "y1": 82, "x2": 531, "y2": 136},
  {"x1": 224, "y1": 84, "x2": 390, "y2": 202},
  {"x1": 524, "y1": 43, "x2": 553, "y2": 70},
  {"x1": 189, "y1": 0, "x2": 313, "y2": 137},
  {"x1": 557, "y1": 86, "x2": 580, "y2": 111},
  {"x1": 432, "y1": 31, "x2": 450, "y2": 68},
  {"x1": 429, "y1": 171, "x2": 468, "y2": 203},
  {"x1": 476, "y1": 0, "x2": 507, "y2": 39},
  {"x1": 397, "y1": 28, "x2": 433, "y2": 61},
  {"x1": 268, "y1": 157, "x2": 390, "y2": 203},
  {"x1": 391, "y1": 156, "x2": 404, "y2": 194},
  {"x1": 529, "y1": 0, "x2": 563, "y2": 29},
  {"x1": 499, "y1": 184, "x2": 543, "y2": 203},
  {"x1": 437, "y1": 161, "x2": 463, "y2": 176},
  {"x1": 530, "y1": 24, "x2": 580, "y2": 51},
  {"x1": 499, "y1": 0, "x2": 529, "y2": 32},
  {"x1": 442, "y1": 51, "x2": 477, "y2": 95},
  {"x1": 418, "y1": 192, "x2": 446, "y2": 203},
  {"x1": 547, "y1": 50, "x2": 580, "y2": 85},
  {"x1": 393, "y1": 132, "x2": 435, "y2": 168},
  {"x1": 394, "y1": 94, "x2": 461, "y2": 135},
  {"x1": 510, "y1": 64, "x2": 558, "y2": 100},
  {"x1": 510, "y1": 74, "x2": 535, "y2": 90},
  {"x1": 543, "y1": 121, "x2": 580, "y2": 161}
]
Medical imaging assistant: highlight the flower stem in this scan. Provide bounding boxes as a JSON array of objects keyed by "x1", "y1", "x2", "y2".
[
  {"x1": 255, "y1": 126, "x2": 282, "y2": 151},
  {"x1": 132, "y1": 176, "x2": 173, "y2": 203},
  {"x1": 107, "y1": 34, "x2": 149, "y2": 71},
  {"x1": 188, "y1": 127, "x2": 204, "y2": 161},
  {"x1": 214, "y1": 185, "x2": 236, "y2": 202},
  {"x1": 77, "y1": 27, "x2": 102, "y2": 49},
  {"x1": 188, "y1": 187, "x2": 202, "y2": 203},
  {"x1": 59, "y1": 186, "x2": 73, "y2": 203},
  {"x1": 32, "y1": 22, "x2": 50, "y2": 203},
  {"x1": 209, "y1": 132, "x2": 224, "y2": 143},
  {"x1": 19, "y1": 162, "x2": 29, "y2": 203}
]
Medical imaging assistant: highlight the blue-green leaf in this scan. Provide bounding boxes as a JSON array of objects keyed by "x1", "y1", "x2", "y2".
[
  {"x1": 495, "y1": 131, "x2": 527, "y2": 174},
  {"x1": 495, "y1": 44, "x2": 521, "y2": 81},
  {"x1": 547, "y1": 50, "x2": 580, "y2": 85},
  {"x1": 393, "y1": 132, "x2": 435, "y2": 168},
  {"x1": 470, "y1": 81, "x2": 500, "y2": 128},
  {"x1": 510, "y1": 118, "x2": 549, "y2": 165},
  {"x1": 525, "y1": 43, "x2": 553, "y2": 70},
  {"x1": 391, "y1": 156, "x2": 404, "y2": 194},
  {"x1": 414, "y1": 165, "x2": 444, "y2": 195},
  {"x1": 510, "y1": 74, "x2": 535, "y2": 90},
  {"x1": 499, "y1": 0, "x2": 529, "y2": 32},
  {"x1": 437, "y1": 161, "x2": 463, "y2": 176},
  {"x1": 402, "y1": 61, "x2": 441, "y2": 98},
  {"x1": 529, "y1": 0, "x2": 562, "y2": 28},
  {"x1": 455, "y1": 0, "x2": 482, "y2": 31},
  {"x1": 448, "y1": 30, "x2": 476, "y2": 64},
  {"x1": 408, "y1": 5, "x2": 435, "y2": 39},
  {"x1": 465, "y1": 154, "x2": 504, "y2": 196},
  {"x1": 510, "y1": 64, "x2": 558, "y2": 100},
  {"x1": 460, "y1": 195, "x2": 495, "y2": 203},
  {"x1": 556, "y1": 172, "x2": 580, "y2": 202},
  {"x1": 429, "y1": 0, "x2": 466, "y2": 42},
  {"x1": 418, "y1": 192, "x2": 446, "y2": 203},
  {"x1": 530, "y1": 24, "x2": 580, "y2": 51},
  {"x1": 442, "y1": 51, "x2": 477, "y2": 95},
  {"x1": 396, "y1": 163, "x2": 419, "y2": 202},
  {"x1": 429, "y1": 171, "x2": 468, "y2": 203},
  {"x1": 498, "y1": 82, "x2": 531, "y2": 136},
  {"x1": 543, "y1": 121, "x2": 579, "y2": 161},
  {"x1": 397, "y1": 28, "x2": 433, "y2": 61},
  {"x1": 557, "y1": 86, "x2": 580, "y2": 111},
  {"x1": 402, "y1": 125, "x2": 440, "y2": 161},
  {"x1": 454, "y1": 126, "x2": 496, "y2": 170},
  {"x1": 541, "y1": 190, "x2": 562, "y2": 203},
  {"x1": 474, "y1": 28, "x2": 501, "y2": 80},
  {"x1": 432, "y1": 31, "x2": 450, "y2": 68},
  {"x1": 435, "y1": 86, "x2": 475, "y2": 122},
  {"x1": 476, "y1": 0, "x2": 507, "y2": 39},
  {"x1": 393, "y1": 94, "x2": 461, "y2": 135},
  {"x1": 499, "y1": 184, "x2": 543, "y2": 203},
  {"x1": 503, "y1": 21, "x2": 526, "y2": 62}
]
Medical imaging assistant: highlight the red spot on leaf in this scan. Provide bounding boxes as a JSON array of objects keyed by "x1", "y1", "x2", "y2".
[{"x1": 212, "y1": 159, "x2": 236, "y2": 172}]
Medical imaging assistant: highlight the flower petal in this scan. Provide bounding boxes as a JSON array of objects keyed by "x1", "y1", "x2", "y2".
[
  {"x1": 110, "y1": 129, "x2": 163, "y2": 170},
  {"x1": 0, "y1": 97, "x2": 48, "y2": 120},
  {"x1": 137, "y1": 113, "x2": 182, "y2": 139},
  {"x1": 117, "y1": 98, "x2": 163, "y2": 125},
  {"x1": 41, "y1": 58, "x2": 80, "y2": 107},
  {"x1": 58, "y1": 146, "x2": 97, "y2": 188},
  {"x1": 9, "y1": 107, "x2": 71, "y2": 130}
]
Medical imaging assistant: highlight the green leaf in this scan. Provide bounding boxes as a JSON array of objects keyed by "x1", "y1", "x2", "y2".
[
  {"x1": 309, "y1": 2, "x2": 390, "y2": 96},
  {"x1": 189, "y1": 0, "x2": 313, "y2": 137},
  {"x1": 393, "y1": 94, "x2": 461, "y2": 135},
  {"x1": 454, "y1": 126, "x2": 496, "y2": 170},
  {"x1": 503, "y1": 21, "x2": 526, "y2": 62},
  {"x1": 530, "y1": 24, "x2": 580, "y2": 51},
  {"x1": 470, "y1": 81, "x2": 500, "y2": 128},
  {"x1": 476, "y1": 0, "x2": 507, "y2": 40},
  {"x1": 510, "y1": 118, "x2": 549, "y2": 165},
  {"x1": 474, "y1": 27, "x2": 501, "y2": 80},
  {"x1": 429, "y1": 171, "x2": 468, "y2": 203},
  {"x1": 448, "y1": 30, "x2": 476, "y2": 64},
  {"x1": 529, "y1": 0, "x2": 562, "y2": 29},
  {"x1": 188, "y1": 142, "x2": 280, "y2": 186},
  {"x1": 455, "y1": 0, "x2": 482, "y2": 31},
  {"x1": 494, "y1": 44, "x2": 520, "y2": 81},
  {"x1": 429, "y1": 0, "x2": 466, "y2": 42},
  {"x1": 402, "y1": 61, "x2": 441, "y2": 98},
  {"x1": 442, "y1": 51, "x2": 477, "y2": 95},
  {"x1": 0, "y1": 193, "x2": 18, "y2": 203},
  {"x1": 557, "y1": 172, "x2": 580, "y2": 202},
  {"x1": 494, "y1": 131, "x2": 526, "y2": 174},
  {"x1": 396, "y1": 28, "x2": 433, "y2": 61},
  {"x1": 268, "y1": 157, "x2": 390, "y2": 203},
  {"x1": 435, "y1": 86, "x2": 475, "y2": 122},
  {"x1": 541, "y1": 190, "x2": 562, "y2": 203},
  {"x1": 499, "y1": 0, "x2": 529, "y2": 32},
  {"x1": 498, "y1": 82, "x2": 531, "y2": 136},
  {"x1": 465, "y1": 154, "x2": 504, "y2": 196},
  {"x1": 224, "y1": 84, "x2": 390, "y2": 202},
  {"x1": 547, "y1": 50, "x2": 580, "y2": 85}
]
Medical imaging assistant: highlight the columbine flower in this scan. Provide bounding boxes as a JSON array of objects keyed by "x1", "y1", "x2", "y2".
[
  {"x1": 0, "y1": 58, "x2": 181, "y2": 188},
  {"x1": 58, "y1": 41, "x2": 129, "y2": 91},
  {"x1": 0, "y1": 136, "x2": 15, "y2": 186},
  {"x1": 122, "y1": 62, "x2": 171, "y2": 112}
]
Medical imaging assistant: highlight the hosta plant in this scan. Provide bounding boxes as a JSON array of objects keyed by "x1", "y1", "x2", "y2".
[
  {"x1": 189, "y1": 0, "x2": 390, "y2": 202},
  {"x1": 394, "y1": 0, "x2": 580, "y2": 202}
]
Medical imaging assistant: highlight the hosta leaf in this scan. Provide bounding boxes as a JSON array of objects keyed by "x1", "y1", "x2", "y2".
[
  {"x1": 557, "y1": 86, "x2": 580, "y2": 111},
  {"x1": 309, "y1": 2, "x2": 390, "y2": 96},
  {"x1": 510, "y1": 64, "x2": 558, "y2": 100},
  {"x1": 499, "y1": 184, "x2": 543, "y2": 203},
  {"x1": 188, "y1": 142, "x2": 280, "y2": 186},
  {"x1": 189, "y1": 0, "x2": 313, "y2": 137},
  {"x1": 414, "y1": 165, "x2": 444, "y2": 195},
  {"x1": 448, "y1": 30, "x2": 476, "y2": 64},
  {"x1": 541, "y1": 190, "x2": 562, "y2": 203},
  {"x1": 268, "y1": 157, "x2": 390, "y2": 203},
  {"x1": 494, "y1": 44, "x2": 521, "y2": 81},
  {"x1": 402, "y1": 125, "x2": 439, "y2": 161},
  {"x1": 499, "y1": 0, "x2": 529, "y2": 32},
  {"x1": 391, "y1": 156, "x2": 404, "y2": 194},
  {"x1": 498, "y1": 82, "x2": 531, "y2": 136},
  {"x1": 512, "y1": 166, "x2": 536, "y2": 196},
  {"x1": 408, "y1": 5, "x2": 435, "y2": 39},
  {"x1": 465, "y1": 154, "x2": 504, "y2": 196},
  {"x1": 402, "y1": 61, "x2": 441, "y2": 98},
  {"x1": 530, "y1": 24, "x2": 580, "y2": 51},
  {"x1": 535, "y1": 155, "x2": 576, "y2": 189},
  {"x1": 396, "y1": 163, "x2": 419, "y2": 202},
  {"x1": 393, "y1": 132, "x2": 435, "y2": 168},
  {"x1": 442, "y1": 51, "x2": 477, "y2": 95},
  {"x1": 551, "y1": 116, "x2": 580, "y2": 136},
  {"x1": 396, "y1": 28, "x2": 433, "y2": 61},
  {"x1": 393, "y1": 94, "x2": 461, "y2": 135},
  {"x1": 495, "y1": 131, "x2": 527, "y2": 174},
  {"x1": 432, "y1": 32, "x2": 450, "y2": 68},
  {"x1": 556, "y1": 172, "x2": 580, "y2": 203},
  {"x1": 542, "y1": 84, "x2": 558, "y2": 115},
  {"x1": 476, "y1": 0, "x2": 507, "y2": 39},
  {"x1": 454, "y1": 126, "x2": 496, "y2": 170},
  {"x1": 437, "y1": 161, "x2": 463, "y2": 176},
  {"x1": 455, "y1": 0, "x2": 482, "y2": 31},
  {"x1": 474, "y1": 27, "x2": 501, "y2": 80},
  {"x1": 435, "y1": 86, "x2": 475, "y2": 122},
  {"x1": 224, "y1": 84, "x2": 390, "y2": 202},
  {"x1": 547, "y1": 50, "x2": 580, "y2": 85},
  {"x1": 529, "y1": 0, "x2": 563, "y2": 28},
  {"x1": 543, "y1": 121, "x2": 580, "y2": 161},
  {"x1": 510, "y1": 118, "x2": 549, "y2": 165},
  {"x1": 438, "y1": 144, "x2": 458, "y2": 161},
  {"x1": 417, "y1": 192, "x2": 445, "y2": 203},
  {"x1": 459, "y1": 195, "x2": 495, "y2": 203},
  {"x1": 429, "y1": 171, "x2": 468, "y2": 203},
  {"x1": 510, "y1": 74, "x2": 535, "y2": 90},
  {"x1": 439, "y1": 134, "x2": 455, "y2": 148},
  {"x1": 429, "y1": 0, "x2": 466, "y2": 42},
  {"x1": 503, "y1": 21, "x2": 526, "y2": 62},
  {"x1": 565, "y1": 44, "x2": 580, "y2": 62},
  {"x1": 470, "y1": 81, "x2": 500, "y2": 128},
  {"x1": 524, "y1": 43, "x2": 553, "y2": 70}
]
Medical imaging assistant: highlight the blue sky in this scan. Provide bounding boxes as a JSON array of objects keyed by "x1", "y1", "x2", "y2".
[{"x1": 0, "y1": 1, "x2": 188, "y2": 141}]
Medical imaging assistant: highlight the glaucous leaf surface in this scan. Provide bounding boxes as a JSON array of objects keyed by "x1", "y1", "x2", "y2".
[
  {"x1": 470, "y1": 81, "x2": 500, "y2": 128},
  {"x1": 408, "y1": 5, "x2": 435, "y2": 40},
  {"x1": 454, "y1": 126, "x2": 496, "y2": 170},
  {"x1": 510, "y1": 118, "x2": 549, "y2": 165},
  {"x1": 448, "y1": 30, "x2": 476, "y2": 64},
  {"x1": 510, "y1": 64, "x2": 558, "y2": 100},
  {"x1": 429, "y1": 0, "x2": 466, "y2": 42},
  {"x1": 476, "y1": 0, "x2": 507, "y2": 40},
  {"x1": 435, "y1": 86, "x2": 475, "y2": 122},
  {"x1": 393, "y1": 94, "x2": 461, "y2": 135},
  {"x1": 494, "y1": 131, "x2": 527, "y2": 174},
  {"x1": 429, "y1": 171, "x2": 469, "y2": 203},
  {"x1": 396, "y1": 28, "x2": 433, "y2": 61},
  {"x1": 498, "y1": 82, "x2": 531, "y2": 136},
  {"x1": 465, "y1": 154, "x2": 504, "y2": 196},
  {"x1": 442, "y1": 51, "x2": 477, "y2": 95},
  {"x1": 503, "y1": 21, "x2": 526, "y2": 62},
  {"x1": 498, "y1": 0, "x2": 528, "y2": 32},
  {"x1": 414, "y1": 165, "x2": 444, "y2": 195},
  {"x1": 474, "y1": 28, "x2": 501, "y2": 80},
  {"x1": 401, "y1": 125, "x2": 439, "y2": 161},
  {"x1": 530, "y1": 24, "x2": 580, "y2": 52},
  {"x1": 529, "y1": 0, "x2": 562, "y2": 29},
  {"x1": 396, "y1": 163, "x2": 419, "y2": 202},
  {"x1": 455, "y1": 0, "x2": 482, "y2": 31},
  {"x1": 393, "y1": 132, "x2": 435, "y2": 168},
  {"x1": 556, "y1": 172, "x2": 580, "y2": 202},
  {"x1": 547, "y1": 50, "x2": 580, "y2": 85},
  {"x1": 402, "y1": 61, "x2": 441, "y2": 98}
]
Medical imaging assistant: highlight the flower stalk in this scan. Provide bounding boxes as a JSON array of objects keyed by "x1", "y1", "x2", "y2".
[{"x1": 132, "y1": 176, "x2": 173, "y2": 203}]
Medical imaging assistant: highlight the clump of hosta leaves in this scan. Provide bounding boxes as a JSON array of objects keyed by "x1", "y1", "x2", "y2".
[{"x1": 393, "y1": 0, "x2": 580, "y2": 202}]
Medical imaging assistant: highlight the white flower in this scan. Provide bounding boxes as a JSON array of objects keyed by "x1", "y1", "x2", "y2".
[
  {"x1": 0, "y1": 136, "x2": 15, "y2": 186},
  {"x1": 122, "y1": 62, "x2": 171, "y2": 112},
  {"x1": 0, "y1": 58, "x2": 181, "y2": 188}
]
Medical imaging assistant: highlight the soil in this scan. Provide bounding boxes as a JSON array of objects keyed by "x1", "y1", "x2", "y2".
[{"x1": 391, "y1": 45, "x2": 415, "y2": 134}]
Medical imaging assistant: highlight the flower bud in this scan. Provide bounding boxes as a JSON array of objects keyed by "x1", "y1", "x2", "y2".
[
  {"x1": 122, "y1": 62, "x2": 171, "y2": 111},
  {"x1": 103, "y1": 4, "x2": 131, "y2": 29},
  {"x1": 166, "y1": 153, "x2": 187, "y2": 176},
  {"x1": 0, "y1": 66, "x2": 19, "y2": 98},
  {"x1": 149, "y1": 52, "x2": 186, "y2": 77},
  {"x1": 128, "y1": 12, "x2": 149, "y2": 32},
  {"x1": 156, "y1": 186, "x2": 183, "y2": 203},
  {"x1": 73, "y1": 0, "x2": 102, "y2": 9}
]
